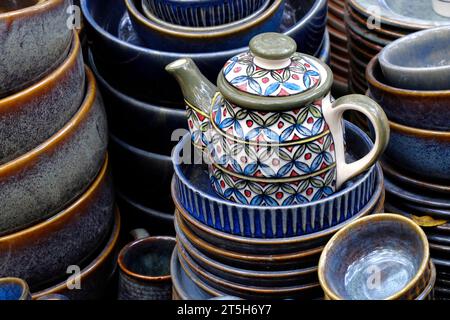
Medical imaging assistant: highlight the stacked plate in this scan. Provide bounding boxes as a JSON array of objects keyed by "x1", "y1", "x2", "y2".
[
  {"x1": 81, "y1": 0, "x2": 330, "y2": 235},
  {"x1": 344, "y1": 0, "x2": 450, "y2": 94},
  {"x1": 328, "y1": 0, "x2": 349, "y2": 96},
  {"x1": 170, "y1": 122, "x2": 385, "y2": 300}
]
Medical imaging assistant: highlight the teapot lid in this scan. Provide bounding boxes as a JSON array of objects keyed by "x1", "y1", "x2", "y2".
[{"x1": 217, "y1": 33, "x2": 333, "y2": 111}]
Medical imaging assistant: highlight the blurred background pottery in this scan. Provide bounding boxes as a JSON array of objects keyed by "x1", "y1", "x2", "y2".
[
  {"x1": 141, "y1": 0, "x2": 268, "y2": 27},
  {"x1": 117, "y1": 230, "x2": 176, "y2": 300},
  {"x1": 125, "y1": 0, "x2": 286, "y2": 52},
  {"x1": 35, "y1": 294, "x2": 70, "y2": 300},
  {"x1": 32, "y1": 209, "x2": 120, "y2": 300},
  {"x1": 0, "y1": 157, "x2": 115, "y2": 291},
  {"x1": 0, "y1": 0, "x2": 73, "y2": 98},
  {"x1": 0, "y1": 278, "x2": 31, "y2": 300},
  {"x1": 433, "y1": 0, "x2": 450, "y2": 18},
  {"x1": 0, "y1": 32, "x2": 85, "y2": 165},
  {"x1": 0, "y1": 67, "x2": 108, "y2": 235},
  {"x1": 378, "y1": 26, "x2": 450, "y2": 90},
  {"x1": 319, "y1": 214, "x2": 431, "y2": 300}
]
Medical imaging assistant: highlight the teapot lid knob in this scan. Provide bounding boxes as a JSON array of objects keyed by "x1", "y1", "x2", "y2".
[{"x1": 249, "y1": 33, "x2": 297, "y2": 70}]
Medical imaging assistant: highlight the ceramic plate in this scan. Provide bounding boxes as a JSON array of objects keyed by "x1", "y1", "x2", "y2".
[{"x1": 349, "y1": 0, "x2": 450, "y2": 30}]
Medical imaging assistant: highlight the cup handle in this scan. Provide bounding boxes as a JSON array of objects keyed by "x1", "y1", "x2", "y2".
[
  {"x1": 130, "y1": 228, "x2": 150, "y2": 240},
  {"x1": 323, "y1": 94, "x2": 390, "y2": 188}
]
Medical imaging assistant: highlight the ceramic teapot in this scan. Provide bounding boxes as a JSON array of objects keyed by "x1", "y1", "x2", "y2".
[{"x1": 167, "y1": 33, "x2": 389, "y2": 206}]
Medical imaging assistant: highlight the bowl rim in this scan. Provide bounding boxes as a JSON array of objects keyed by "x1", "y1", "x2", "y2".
[
  {"x1": 366, "y1": 55, "x2": 450, "y2": 97},
  {"x1": 0, "y1": 0, "x2": 62, "y2": 19},
  {"x1": 0, "y1": 277, "x2": 30, "y2": 300},
  {"x1": 125, "y1": 0, "x2": 284, "y2": 39},
  {"x1": 31, "y1": 208, "x2": 121, "y2": 299},
  {"x1": 378, "y1": 26, "x2": 450, "y2": 74},
  {"x1": 389, "y1": 118, "x2": 450, "y2": 138},
  {"x1": 80, "y1": 0, "x2": 327, "y2": 57},
  {"x1": 318, "y1": 213, "x2": 430, "y2": 300}
]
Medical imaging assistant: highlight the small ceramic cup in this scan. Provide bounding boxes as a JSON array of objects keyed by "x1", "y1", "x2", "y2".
[
  {"x1": 433, "y1": 0, "x2": 450, "y2": 17},
  {"x1": 0, "y1": 278, "x2": 31, "y2": 300},
  {"x1": 118, "y1": 229, "x2": 176, "y2": 300}
]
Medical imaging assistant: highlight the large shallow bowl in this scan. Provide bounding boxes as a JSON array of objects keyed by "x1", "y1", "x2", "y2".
[
  {"x1": 367, "y1": 57, "x2": 450, "y2": 131},
  {"x1": 32, "y1": 208, "x2": 120, "y2": 300},
  {"x1": 319, "y1": 213, "x2": 430, "y2": 300},
  {"x1": 0, "y1": 0, "x2": 72, "y2": 98},
  {"x1": 126, "y1": 0, "x2": 285, "y2": 52},
  {"x1": 0, "y1": 157, "x2": 115, "y2": 290},
  {"x1": 0, "y1": 67, "x2": 108, "y2": 235},
  {"x1": 81, "y1": 0, "x2": 327, "y2": 105},
  {"x1": 0, "y1": 32, "x2": 85, "y2": 165},
  {"x1": 172, "y1": 122, "x2": 379, "y2": 238}
]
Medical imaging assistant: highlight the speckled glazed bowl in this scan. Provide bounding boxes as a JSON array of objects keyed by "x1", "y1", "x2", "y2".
[
  {"x1": 0, "y1": 67, "x2": 108, "y2": 236},
  {"x1": 0, "y1": 278, "x2": 31, "y2": 300},
  {"x1": 0, "y1": 156, "x2": 115, "y2": 290},
  {"x1": 32, "y1": 209, "x2": 120, "y2": 300},
  {"x1": 0, "y1": 31, "x2": 85, "y2": 165},
  {"x1": 0, "y1": 0, "x2": 73, "y2": 98}
]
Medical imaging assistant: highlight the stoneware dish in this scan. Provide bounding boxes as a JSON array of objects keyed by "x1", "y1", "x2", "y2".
[
  {"x1": 172, "y1": 122, "x2": 381, "y2": 237},
  {"x1": 32, "y1": 209, "x2": 120, "y2": 300},
  {"x1": 0, "y1": 67, "x2": 108, "y2": 235},
  {"x1": 141, "y1": 0, "x2": 271, "y2": 27},
  {"x1": 116, "y1": 190, "x2": 175, "y2": 236},
  {"x1": 0, "y1": 278, "x2": 31, "y2": 300},
  {"x1": 118, "y1": 230, "x2": 176, "y2": 300},
  {"x1": 125, "y1": 0, "x2": 285, "y2": 52},
  {"x1": 433, "y1": 0, "x2": 450, "y2": 18},
  {"x1": 109, "y1": 133, "x2": 173, "y2": 213},
  {"x1": 81, "y1": 0, "x2": 328, "y2": 105},
  {"x1": 35, "y1": 294, "x2": 70, "y2": 300},
  {"x1": 318, "y1": 214, "x2": 430, "y2": 300},
  {"x1": 88, "y1": 49, "x2": 187, "y2": 155},
  {"x1": 0, "y1": 32, "x2": 85, "y2": 165},
  {"x1": 142, "y1": 0, "x2": 268, "y2": 27},
  {"x1": 174, "y1": 186, "x2": 384, "y2": 270},
  {"x1": 378, "y1": 26, "x2": 450, "y2": 91},
  {"x1": 367, "y1": 56, "x2": 450, "y2": 131},
  {"x1": 0, "y1": 0, "x2": 73, "y2": 98},
  {"x1": 0, "y1": 157, "x2": 115, "y2": 290}
]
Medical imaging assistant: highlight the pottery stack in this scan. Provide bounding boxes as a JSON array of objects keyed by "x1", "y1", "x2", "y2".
[
  {"x1": 328, "y1": 0, "x2": 349, "y2": 96},
  {"x1": 364, "y1": 27, "x2": 450, "y2": 300},
  {"x1": 0, "y1": 0, "x2": 117, "y2": 300},
  {"x1": 81, "y1": 0, "x2": 330, "y2": 235},
  {"x1": 344, "y1": 0, "x2": 450, "y2": 95}
]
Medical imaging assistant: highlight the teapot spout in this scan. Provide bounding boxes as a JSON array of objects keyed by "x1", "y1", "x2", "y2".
[{"x1": 166, "y1": 58, "x2": 217, "y2": 116}]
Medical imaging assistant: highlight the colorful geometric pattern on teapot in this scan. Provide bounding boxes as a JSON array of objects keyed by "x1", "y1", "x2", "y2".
[
  {"x1": 185, "y1": 100, "x2": 210, "y2": 149},
  {"x1": 210, "y1": 164, "x2": 337, "y2": 206},
  {"x1": 223, "y1": 52, "x2": 321, "y2": 97}
]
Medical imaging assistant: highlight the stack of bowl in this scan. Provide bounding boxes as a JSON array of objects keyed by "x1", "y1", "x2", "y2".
[
  {"x1": 81, "y1": 0, "x2": 330, "y2": 235},
  {"x1": 366, "y1": 27, "x2": 450, "y2": 300},
  {"x1": 328, "y1": 0, "x2": 349, "y2": 96},
  {"x1": 344, "y1": 0, "x2": 450, "y2": 95},
  {"x1": 0, "y1": 0, "x2": 116, "y2": 299},
  {"x1": 170, "y1": 121, "x2": 386, "y2": 300},
  {"x1": 319, "y1": 214, "x2": 435, "y2": 300}
]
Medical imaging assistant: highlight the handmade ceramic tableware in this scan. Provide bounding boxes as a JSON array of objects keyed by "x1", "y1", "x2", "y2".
[
  {"x1": 0, "y1": 0, "x2": 73, "y2": 98},
  {"x1": 318, "y1": 214, "x2": 430, "y2": 300},
  {"x1": 81, "y1": 0, "x2": 327, "y2": 105},
  {"x1": 0, "y1": 32, "x2": 85, "y2": 165},
  {"x1": 379, "y1": 26, "x2": 450, "y2": 91},
  {"x1": 32, "y1": 209, "x2": 120, "y2": 300},
  {"x1": 167, "y1": 33, "x2": 389, "y2": 206},
  {"x1": 125, "y1": 0, "x2": 285, "y2": 52},
  {"x1": 118, "y1": 230, "x2": 176, "y2": 300},
  {"x1": 36, "y1": 294, "x2": 70, "y2": 300},
  {"x1": 0, "y1": 278, "x2": 31, "y2": 300},
  {"x1": 142, "y1": 0, "x2": 269, "y2": 27},
  {"x1": 416, "y1": 261, "x2": 436, "y2": 300},
  {"x1": 367, "y1": 56, "x2": 450, "y2": 131},
  {"x1": 0, "y1": 67, "x2": 108, "y2": 235},
  {"x1": 0, "y1": 157, "x2": 114, "y2": 290},
  {"x1": 172, "y1": 122, "x2": 381, "y2": 237},
  {"x1": 433, "y1": 0, "x2": 450, "y2": 17},
  {"x1": 109, "y1": 133, "x2": 173, "y2": 212}
]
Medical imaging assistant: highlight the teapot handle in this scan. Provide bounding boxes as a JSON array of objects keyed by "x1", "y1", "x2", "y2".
[{"x1": 323, "y1": 94, "x2": 390, "y2": 189}]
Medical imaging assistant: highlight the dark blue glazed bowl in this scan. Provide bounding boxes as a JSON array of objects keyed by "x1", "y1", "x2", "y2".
[
  {"x1": 81, "y1": 0, "x2": 327, "y2": 105},
  {"x1": 172, "y1": 121, "x2": 380, "y2": 239},
  {"x1": 0, "y1": 278, "x2": 30, "y2": 300},
  {"x1": 142, "y1": 0, "x2": 268, "y2": 27}
]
